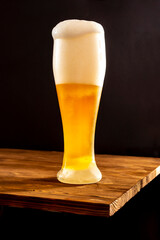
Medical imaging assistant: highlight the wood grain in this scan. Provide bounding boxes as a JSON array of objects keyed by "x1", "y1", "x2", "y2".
[{"x1": 0, "y1": 149, "x2": 159, "y2": 217}]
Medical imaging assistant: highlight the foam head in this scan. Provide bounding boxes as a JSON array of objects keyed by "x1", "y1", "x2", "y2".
[{"x1": 52, "y1": 19, "x2": 106, "y2": 86}]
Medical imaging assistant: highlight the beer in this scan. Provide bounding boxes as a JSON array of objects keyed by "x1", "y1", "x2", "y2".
[
  {"x1": 52, "y1": 20, "x2": 106, "y2": 184},
  {"x1": 56, "y1": 83, "x2": 102, "y2": 170}
]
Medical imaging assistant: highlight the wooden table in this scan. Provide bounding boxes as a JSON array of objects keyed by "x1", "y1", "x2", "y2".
[{"x1": 0, "y1": 149, "x2": 159, "y2": 217}]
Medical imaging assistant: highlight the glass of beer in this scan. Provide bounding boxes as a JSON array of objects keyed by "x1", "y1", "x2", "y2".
[{"x1": 52, "y1": 19, "x2": 106, "y2": 184}]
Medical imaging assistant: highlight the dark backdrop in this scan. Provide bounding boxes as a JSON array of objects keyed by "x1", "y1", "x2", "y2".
[{"x1": 0, "y1": 0, "x2": 160, "y2": 157}]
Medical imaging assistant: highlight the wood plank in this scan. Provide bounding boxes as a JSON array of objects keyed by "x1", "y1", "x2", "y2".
[{"x1": 0, "y1": 149, "x2": 159, "y2": 217}]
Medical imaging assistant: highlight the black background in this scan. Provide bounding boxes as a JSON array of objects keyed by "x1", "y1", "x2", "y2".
[
  {"x1": 1, "y1": 0, "x2": 160, "y2": 157},
  {"x1": 1, "y1": 0, "x2": 160, "y2": 239}
]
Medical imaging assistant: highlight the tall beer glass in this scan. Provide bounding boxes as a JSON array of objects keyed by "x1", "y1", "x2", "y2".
[{"x1": 52, "y1": 20, "x2": 106, "y2": 184}]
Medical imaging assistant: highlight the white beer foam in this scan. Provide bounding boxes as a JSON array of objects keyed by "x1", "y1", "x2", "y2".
[
  {"x1": 52, "y1": 20, "x2": 106, "y2": 86},
  {"x1": 52, "y1": 19, "x2": 104, "y2": 39}
]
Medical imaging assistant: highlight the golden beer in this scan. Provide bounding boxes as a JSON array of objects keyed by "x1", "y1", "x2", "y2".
[
  {"x1": 56, "y1": 83, "x2": 102, "y2": 169},
  {"x1": 52, "y1": 20, "x2": 106, "y2": 184}
]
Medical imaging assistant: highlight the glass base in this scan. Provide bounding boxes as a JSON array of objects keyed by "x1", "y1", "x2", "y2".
[{"x1": 57, "y1": 165, "x2": 102, "y2": 184}]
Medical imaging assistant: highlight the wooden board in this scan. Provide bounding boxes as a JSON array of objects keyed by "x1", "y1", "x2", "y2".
[{"x1": 0, "y1": 149, "x2": 160, "y2": 217}]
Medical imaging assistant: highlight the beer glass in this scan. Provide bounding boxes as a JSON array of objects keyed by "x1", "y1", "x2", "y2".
[{"x1": 52, "y1": 20, "x2": 106, "y2": 184}]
